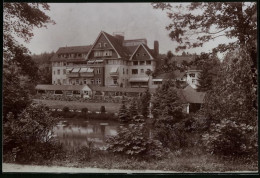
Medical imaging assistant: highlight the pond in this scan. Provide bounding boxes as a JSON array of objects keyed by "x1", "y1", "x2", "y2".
[{"x1": 53, "y1": 118, "x2": 119, "y2": 150}]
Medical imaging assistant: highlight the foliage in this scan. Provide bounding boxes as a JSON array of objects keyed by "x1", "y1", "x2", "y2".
[
  {"x1": 81, "y1": 107, "x2": 88, "y2": 118},
  {"x1": 63, "y1": 106, "x2": 70, "y2": 113},
  {"x1": 140, "y1": 90, "x2": 151, "y2": 118},
  {"x1": 202, "y1": 119, "x2": 257, "y2": 158},
  {"x1": 3, "y1": 67, "x2": 31, "y2": 120},
  {"x1": 100, "y1": 106, "x2": 106, "y2": 113},
  {"x1": 3, "y1": 103, "x2": 60, "y2": 163},
  {"x1": 202, "y1": 48, "x2": 257, "y2": 158},
  {"x1": 152, "y1": 2, "x2": 257, "y2": 52},
  {"x1": 129, "y1": 99, "x2": 139, "y2": 120},
  {"x1": 118, "y1": 103, "x2": 130, "y2": 123},
  {"x1": 152, "y1": 81, "x2": 186, "y2": 149},
  {"x1": 107, "y1": 124, "x2": 165, "y2": 160}
]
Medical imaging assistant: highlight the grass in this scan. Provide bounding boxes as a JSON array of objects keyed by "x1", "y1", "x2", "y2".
[
  {"x1": 39, "y1": 150, "x2": 258, "y2": 172},
  {"x1": 33, "y1": 99, "x2": 121, "y2": 113}
]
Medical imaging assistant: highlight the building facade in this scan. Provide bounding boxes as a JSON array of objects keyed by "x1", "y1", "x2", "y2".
[{"x1": 51, "y1": 31, "x2": 158, "y2": 88}]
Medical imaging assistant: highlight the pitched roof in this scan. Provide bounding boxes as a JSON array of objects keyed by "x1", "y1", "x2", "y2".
[
  {"x1": 177, "y1": 85, "x2": 206, "y2": 104},
  {"x1": 56, "y1": 45, "x2": 92, "y2": 54},
  {"x1": 103, "y1": 32, "x2": 132, "y2": 58},
  {"x1": 51, "y1": 45, "x2": 92, "y2": 62},
  {"x1": 154, "y1": 70, "x2": 186, "y2": 79}
]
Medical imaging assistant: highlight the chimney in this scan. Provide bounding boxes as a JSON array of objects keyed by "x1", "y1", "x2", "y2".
[{"x1": 154, "y1": 41, "x2": 159, "y2": 57}]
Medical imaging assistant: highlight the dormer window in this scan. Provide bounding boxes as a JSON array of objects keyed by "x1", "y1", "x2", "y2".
[{"x1": 104, "y1": 43, "x2": 107, "y2": 47}]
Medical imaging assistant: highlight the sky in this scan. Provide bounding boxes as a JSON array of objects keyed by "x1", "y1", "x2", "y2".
[{"x1": 20, "y1": 3, "x2": 235, "y2": 57}]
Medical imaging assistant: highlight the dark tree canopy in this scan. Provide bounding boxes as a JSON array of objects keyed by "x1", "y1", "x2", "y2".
[
  {"x1": 4, "y1": 3, "x2": 55, "y2": 60},
  {"x1": 152, "y1": 2, "x2": 257, "y2": 53}
]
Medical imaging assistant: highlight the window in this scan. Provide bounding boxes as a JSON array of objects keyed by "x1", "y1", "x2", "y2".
[
  {"x1": 132, "y1": 69, "x2": 138, "y2": 74},
  {"x1": 136, "y1": 53, "x2": 140, "y2": 57},
  {"x1": 154, "y1": 81, "x2": 162, "y2": 85},
  {"x1": 91, "y1": 79, "x2": 94, "y2": 84},
  {"x1": 76, "y1": 79, "x2": 79, "y2": 85},
  {"x1": 113, "y1": 78, "x2": 118, "y2": 85},
  {"x1": 146, "y1": 61, "x2": 151, "y2": 65},
  {"x1": 64, "y1": 62, "x2": 67, "y2": 66},
  {"x1": 123, "y1": 68, "x2": 125, "y2": 75},
  {"x1": 84, "y1": 79, "x2": 87, "y2": 84},
  {"x1": 192, "y1": 79, "x2": 196, "y2": 84},
  {"x1": 104, "y1": 43, "x2": 107, "y2": 47},
  {"x1": 57, "y1": 69, "x2": 60, "y2": 75},
  {"x1": 53, "y1": 70, "x2": 55, "y2": 75},
  {"x1": 63, "y1": 79, "x2": 66, "y2": 84},
  {"x1": 96, "y1": 68, "x2": 101, "y2": 74},
  {"x1": 98, "y1": 43, "x2": 102, "y2": 48},
  {"x1": 57, "y1": 79, "x2": 61, "y2": 84},
  {"x1": 133, "y1": 61, "x2": 138, "y2": 65},
  {"x1": 84, "y1": 91, "x2": 89, "y2": 95},
  {"x1": 73, "y1": 90, "x2": 80, "y2": 95},
  {"x1": 60, "y1": 62, "x2": 63, "y2": 66},
  {"x1": 126, "y1": 69, "x2": 128, "y2": 74},
  {"x1": 189, "y1": 73, "x2": 195, "y2": 77},
  {"x1": 63, "y1": 69, "x2": 66, "y2": 75},
  {"x1": 140, "y1": 61, "x2": 145, "y2": 65},
  {"x1": 94, "y1": 51, "x2": 103, "y2": 57},
  {"x1": 143, "y1": 53, "x2": 147, "y2": 56},
  {"x1": 103, "y1": 50, "x2": 112, "y2": 56},
  {"x1": 53, "y1": 81, "x2": 55, "y2": 84},
  {"x1": 58, "y1": 54, "x2": 61, "y2": 58},
  {"x1": 96, "y1": 78, "x2": 101, "y2": 84},
  {"x1": 140, "y1": 69, "x2": 144, "y2": 73}
]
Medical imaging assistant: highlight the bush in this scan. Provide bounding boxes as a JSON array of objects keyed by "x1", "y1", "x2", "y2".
[
  {"x1": 202, "y1": 119, "x2": 257, "y2": 158},
  {"x1": 63, "y1": 106, "x2": 69, "y2": 113},
  {"x1": 3, "y1": 103, "x2": 60, "y2": 163},
  {"x1": 107, "y1": 123, "x2": 166, "y2": 160},
  {"x1": 100, "y1": 106, "x2": 106, "y2": 113}
]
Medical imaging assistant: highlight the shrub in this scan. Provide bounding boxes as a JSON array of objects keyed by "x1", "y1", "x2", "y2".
[
  {"x1": 100, "y1": 106, "x2": 106, "y2": 113},
  {"x1": 202, "y1": 119, "x2": 257, "y2": 158},
  {"x1": 107, "y1": 123, "x2": 166, "y2": 160},
  {"x1": 3, "y1": 103, "x2": 60, "y2": 163},
  {"x1": 63, "y1": 106, "x2": 69, "y2": 113}
]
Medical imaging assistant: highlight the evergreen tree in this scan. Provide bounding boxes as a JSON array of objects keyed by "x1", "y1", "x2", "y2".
[
  {"x1": 196, "y1": 69, "x2": 213, "y2": 92},
  {"x1": 129, "y1": 99, "x2": 138, "y2": 119},
  {"x1": 140, "y1": 90, "x2": 151, "y2": 118},
  {"x1": 118, "y1": 103, "x2": 130, "y2": 123}
]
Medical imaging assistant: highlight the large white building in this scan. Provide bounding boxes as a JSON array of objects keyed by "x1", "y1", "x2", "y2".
[{"x1": 51, "y1": 31, "x2": 158, "y2": 88}]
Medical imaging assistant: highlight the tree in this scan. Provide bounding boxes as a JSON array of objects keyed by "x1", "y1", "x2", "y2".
[
  {"x1": 196, "y1": 69, "x2": 213, "y2": 92},
  {"x1": 3, "y1": 103, "x2": 60, "y2": 163},
  {"x1": 3, "y1": 3, "x2": 55, "y2": 119},
  {"x1": 4, "y1": 3, "x2": 55, "y2": 61},
  {"x1": 81, "y1": 108, "x2": 88, "y2": 118},
  {"x1": 140, "y1": 90, "x2": 151, "y2": 118},
  {"x1": 129, "y1": 99, "x2": 139, "y2": 120},
  {"x1": 100, "y1": 106, "x2": 106, "y2": 114},
  {"x1": 118, "y1": 103, "x2": 130, "y2": 123},
  {"x1": 152, "y1": 2, "x2": 257, "y2": 53},
  {"x1": 202, "y1": 48, "x2": 257, "y2": 157}
]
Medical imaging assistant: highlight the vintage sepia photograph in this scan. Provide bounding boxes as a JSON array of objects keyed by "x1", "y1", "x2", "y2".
[{"x1": 2, "y1": 1, "x2": 258, "y2": 173}]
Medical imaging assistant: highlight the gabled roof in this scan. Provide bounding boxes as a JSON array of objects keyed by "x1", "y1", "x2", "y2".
[
  {"x1": 103, "y1": 32, "x2": 132, "y2": 58},
  {"x1": 177, "y1": 85, "x2": 206, "y2": 104},
  {"x1": 129, "y1": 43, "x2": 154, "y2": 60}
]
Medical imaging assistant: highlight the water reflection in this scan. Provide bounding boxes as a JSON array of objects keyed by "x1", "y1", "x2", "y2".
[{"x1": 53, "y1": 119, "x2": 119, "y2": 150}]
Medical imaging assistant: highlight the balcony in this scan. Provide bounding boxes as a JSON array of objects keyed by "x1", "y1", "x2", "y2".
[
  {"x1": 67, "y1": 73, "x2": 79, "y2": 78},
  {"x1": 80, "y1": 73, "x2": 94, "y2": 77}
]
